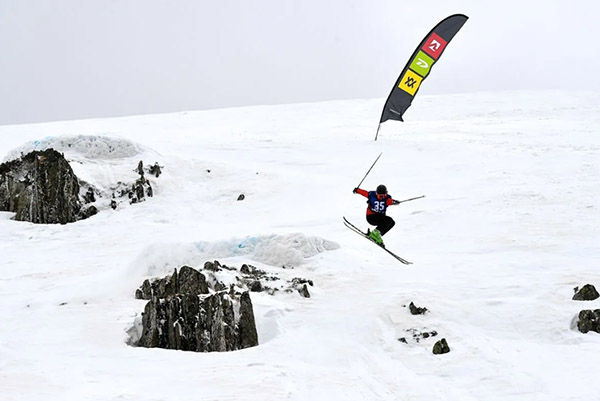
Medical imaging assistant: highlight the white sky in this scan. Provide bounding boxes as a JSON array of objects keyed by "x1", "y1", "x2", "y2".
[{"x1": 1, "y1": 0, "x2": 599, "y2": 125}]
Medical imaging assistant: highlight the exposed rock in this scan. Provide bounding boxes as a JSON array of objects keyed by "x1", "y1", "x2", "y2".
[
  {"x1": 204, "y1": 260, "x2": 222, "y2": 272},
  {"x1": 83, "y1": 187, "x2": 96, "y2": 204},
  {"x1": 576, "y1": 309, "x2": 600, "y2": 334},
  {"x1": 290, "y1": 278, "x2": 313, "y2": 298},
  {"x1": 248, "y1": 280, "x2": 263, "y2": 292},
  {"x1": 0, "y1": 149, "x2": 82, "y2": 224},
  {"x1": 573, "y1": 284, "x2": 599, "y2": 301},
  {"x1": 135, "y1": 266, "x2": 209, "y2": 300},
  {"x1": 238, "y1": 291, "x2": 259, "y2": 348},
  {"x1": 135, "y1": 160, "x2": 144, "y2": 176},
  {"x1": 178, "y1": 265, "x2": 210, "y2": 295},
  {"x1": 240, "y1": 264, "x2": 271, "y2": 279},
  {"x1": 398, "y1": 328, "x2": 438, "y2": 344},
  {"x1": 237, "y1": 194, "x2": 245, "y2": 201},
  {"x1": 433, "y1": 338, "x2": 450, "y2": 354},
  {"x1": 78, "y1": 205, "x2": 98, "y2": 220},
  {"x1": 149, "y1": 162, "x2": 162, "y2": 177},
  {"x1": 297, "y1": 284, "x2": 311, "y2": 298},
  {"x1": 135, "y1": 266, "x2": 259, "y2": 352},
  {"x1": 128, "y1": 161, "x2": 154, "y2": 204},
  {"x1": 409, "y1": 302, "x2": 428, "y2": 315}
]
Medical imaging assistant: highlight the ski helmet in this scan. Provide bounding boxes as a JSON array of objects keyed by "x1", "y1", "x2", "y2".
[{"x1": 376, "y1": 184, "x2": 387, "y2": 195}]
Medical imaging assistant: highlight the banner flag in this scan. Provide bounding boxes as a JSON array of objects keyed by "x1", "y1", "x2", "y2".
[{"x1": 379, "y1": 14, "x2": 468, "y2": 124}]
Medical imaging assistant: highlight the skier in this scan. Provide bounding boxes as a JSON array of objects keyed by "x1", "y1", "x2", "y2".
[{"x1": 352, "y1": 184, "x2": 400, "y2": 246}]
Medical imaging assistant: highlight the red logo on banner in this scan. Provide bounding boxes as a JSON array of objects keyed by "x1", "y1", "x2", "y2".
[{"x1": 421, "y1": 33, "x2": 447, "y2": 60}]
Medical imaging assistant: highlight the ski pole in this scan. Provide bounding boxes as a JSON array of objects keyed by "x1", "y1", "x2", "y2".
[
  {"x1": 355, "y1": 152, "x2": 382, "y2": 189},
  {"x1": 395, "y1": 195, "x2": 425, "y2": 204}
]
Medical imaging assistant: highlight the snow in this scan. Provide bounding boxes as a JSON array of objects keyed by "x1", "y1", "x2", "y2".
[{"x1": 0, "y1": 90, "x2": 599, "y2": 401}]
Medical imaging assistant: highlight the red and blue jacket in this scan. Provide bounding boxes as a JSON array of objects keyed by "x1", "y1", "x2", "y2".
[{"x1": 355, "y1": 188, "x2": 395, "y2": 215}]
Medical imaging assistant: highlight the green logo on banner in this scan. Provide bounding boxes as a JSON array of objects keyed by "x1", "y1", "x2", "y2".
[{"x1": 409, "y1": 50, "x2": 435, "y2": 78}]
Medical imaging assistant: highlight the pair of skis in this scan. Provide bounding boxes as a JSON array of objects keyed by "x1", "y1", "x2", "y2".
[{"x1": 343, "y1": 217, "x2": 412, "y2": 265}]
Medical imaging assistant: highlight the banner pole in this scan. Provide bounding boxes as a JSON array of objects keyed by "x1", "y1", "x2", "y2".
[{"x1": 374, "y1": 124, "x2": 381, "y2": 141}]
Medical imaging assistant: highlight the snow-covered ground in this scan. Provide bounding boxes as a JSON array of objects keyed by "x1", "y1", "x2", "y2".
[{"x1": 0, "y1": 90, "x2": 599, "y2": 401}]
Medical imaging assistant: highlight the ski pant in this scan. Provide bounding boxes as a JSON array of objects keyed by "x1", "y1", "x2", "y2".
[{"x1": 367, "y1": 214, "x2": 395, "y2": 236}]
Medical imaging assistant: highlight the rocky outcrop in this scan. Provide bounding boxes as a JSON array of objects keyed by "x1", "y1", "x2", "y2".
[
  {"x1": 0, "y1": 149, "x2": 81, "y2": 223},
  {"x1": 432, "y1": 338, "x2": 450, "y2": 355},
  {"x1": 573, "y1": 284, "x2": 599, "y2": 301},
  {"x1": 106, "y1": 160, "x2": 160, "y2": 210},
  {"x1": 398, "y1": 328, "x2": 438, "y2": 344},
  {"x1": 135, "y1": 265, "x2": 209, "y2": 300},
  {"x1": 135, "y1": 265, "x2": 258, "y2": 352},
  {"x1": 136, "y1": 290, "x2": 258, "y2": 352},
  {"x1": 409, "y1": 302, "x2": 428, "y2": 315},
  {"x1": 576, "y1": 309, "x2": 600, "y2": 334}
]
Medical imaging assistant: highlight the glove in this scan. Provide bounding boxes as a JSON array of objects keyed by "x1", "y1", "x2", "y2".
[
  {"x1": 352, "y1": 187, "x2": 358, "y2": 194},
  {"x1": 392, "y1": 200, "x2": 400, "y2": 205}
]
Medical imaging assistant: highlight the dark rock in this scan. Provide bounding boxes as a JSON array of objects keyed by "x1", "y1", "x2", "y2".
[
  {"x1": 237, "y1": 194, "x2": 245, "y2": 201},
  {"x1": 136, "y1": 290, "x2": 258, "y2": 352},
  {"x1": 409, "y1": 302, "x2": 428, "y2": 315},
  {"x1": 248, "y1": 280, "x2": 263, "y2": 292},
  {"x1": 290, "y1": 277, "x2": 313, "y2": 298},
  {"x1": 291, "y1": 277, "x2": 314, "y2": 287},
  {"x1": 238, "y1": 291, "x2": 259, "y2": 349},
  {"x1": 403, "y1": 328, "x2": 438, "y2": 343},
  {"x1": 134, "y1": 265, "x2": 260, "y2": 352},
  {"x1": 573, "y1": 284, "x2": 599, "y2": 301},
  {"x1": 297, "y1": 284, "x2": 311, "y2": 298},
  {"x1": 0, "y1": 149, "x2": 82, "y2": 224},
  {"x1": 134, "y1": 178, "x2": 145, "y2": 201},
  {"x1": 240, "y1": 264, "x2": 271, "y2": 279},
  {"x1": 204, "y1": 260, "x2": 222, "y2": 272},
  {"x1": 83, "y1": 187, "x2": 96, "y2": 203},
  {"x1": 129, "y1": 161, "x2": 153, "y2": 204},
  {"x1": 78, "y1": 205, "x2": 98, "y2": 219},
  {"x1": 178, "y1": 265, "x2": 210, "y2": 295},
  {"x1": 135, "y1": 266, "x2": 209, "y2": 300},
  {"x1": 433, "y1": 338, "x2": 450, "y2": 354},
  {"x1": 577, "y1": 309, "x2": 600, "y2": 334},
  {"x1": 135, "y1": 160, "x2": 144, "y2": 176},
  {"x1": 149, "y1": 163, "x2": 162, "y2": 178}
]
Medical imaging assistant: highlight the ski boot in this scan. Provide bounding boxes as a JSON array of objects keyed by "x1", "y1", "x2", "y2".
[{"x1": 368, "y1": 229, "x2": 384, "y2": 247}]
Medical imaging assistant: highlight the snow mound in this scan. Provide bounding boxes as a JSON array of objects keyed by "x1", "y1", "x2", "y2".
[
  {"x1": 232, "y1": 233, "x2": 340, "y2": 267},
  {"x1": 3, "y1": 134, "x2": 148, "y2": 162},
  {"x1": 138, "y1": 233, "x2": 339, "y2": 276}
]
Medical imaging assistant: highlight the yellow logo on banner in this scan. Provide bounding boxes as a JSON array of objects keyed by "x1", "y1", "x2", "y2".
[{"x1": 398, "y1": 69, "x2": 422, "y2": 96}]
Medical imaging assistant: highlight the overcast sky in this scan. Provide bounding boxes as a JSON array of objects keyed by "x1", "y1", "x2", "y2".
[{"x1": 1, "y1": 0, "x2": 599, "y2": 125}]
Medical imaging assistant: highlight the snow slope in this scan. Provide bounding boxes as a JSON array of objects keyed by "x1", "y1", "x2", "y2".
[{"x1": 0, "y1": 90, "x2": 599, "y2": 401}]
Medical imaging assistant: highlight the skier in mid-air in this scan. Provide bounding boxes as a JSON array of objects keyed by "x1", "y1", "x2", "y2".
[{"x1": 352, "y1": 184, "x2": 400, "y2": 247}]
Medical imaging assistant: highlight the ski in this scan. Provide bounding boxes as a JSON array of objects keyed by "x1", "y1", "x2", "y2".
[{"x1": 342, "y1": 217, "x2": 412, "y2": 265}]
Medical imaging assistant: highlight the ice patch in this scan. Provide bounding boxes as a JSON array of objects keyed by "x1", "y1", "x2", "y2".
[
  {"x1": 196, "y1": 233, "x2": 340, "y2": 268},
  {"x1": 3, "y1": 134, "x2": 149, "y2": 162},
  {"x1": 136, "y1": 233, "x2": 339, "y2": 277}
]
